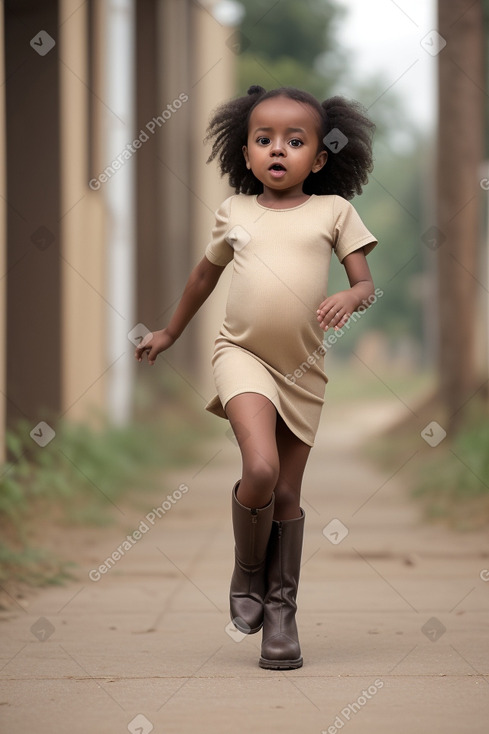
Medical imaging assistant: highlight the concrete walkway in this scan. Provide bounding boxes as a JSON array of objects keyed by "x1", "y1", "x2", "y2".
[{"x1": 1, "y1": 399, "x2": 488, "y2": 733}]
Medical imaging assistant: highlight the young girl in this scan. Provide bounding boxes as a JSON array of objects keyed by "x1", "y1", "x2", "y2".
[{"x1": 135, "y1": 85, "x2": 377, "y2": 670}]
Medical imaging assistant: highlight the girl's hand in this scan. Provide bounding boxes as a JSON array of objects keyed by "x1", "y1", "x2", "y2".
[
  {"x1": 135, "y1": 328, "x2": 175, "y2": 365},
  {"x1": 316, "y1": 291, "x2": 359, "y2": 332},
  {"x1": 317, "y1": 250, "x2": 375, "y2": 332}
]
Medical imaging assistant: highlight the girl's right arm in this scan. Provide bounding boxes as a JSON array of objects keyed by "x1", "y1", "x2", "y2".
[{"x1": 135, "y1": 256, "x2": 225, "y2": 365}]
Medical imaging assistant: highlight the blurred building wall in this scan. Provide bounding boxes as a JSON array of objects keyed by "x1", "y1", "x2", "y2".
[
  {"x1": 0, "y1": 0, "x2": 235, "y2": 453},
  {"x1": 0, "y1": 7, "x2": 5, "y2": 462},
  {"x1": 4, "y1": 0, "x2": 62, "y2": 434},
  {"x1": 136, "y1": 0, "x2": 235, "y2": 400},
  {"x1": 189, "y1": 1, "x2": 235, "y2": 400}
]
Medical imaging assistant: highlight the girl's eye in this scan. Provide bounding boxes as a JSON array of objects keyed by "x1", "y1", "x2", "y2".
[
  {"x1": 257, "y1": 137, "x2": 270, "y2": 145},
  {"x1": 289, "y1": 139, "x2": 303, "y2": 147}
]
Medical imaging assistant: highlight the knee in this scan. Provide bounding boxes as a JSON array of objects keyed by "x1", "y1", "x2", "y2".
[
  {"x1": 274, "y1": 482, "x2": 300, "y2": 514},
  {"x1": 242, "y1": 455, "x2": 279, "y2": 494}
]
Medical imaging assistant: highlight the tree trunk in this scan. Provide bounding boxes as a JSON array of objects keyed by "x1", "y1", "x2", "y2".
[{"x1": 436, "y1": 0, "x2": 485, "y2": 430}]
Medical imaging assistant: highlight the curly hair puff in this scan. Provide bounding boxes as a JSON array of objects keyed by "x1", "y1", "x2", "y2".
[{"x1": 205, "y1": 85, "x2": 375, "y2": 201}]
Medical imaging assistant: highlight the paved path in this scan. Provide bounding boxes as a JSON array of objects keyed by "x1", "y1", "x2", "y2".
[{"x1": 1, "y1": 400, "x2": 488, "y2": 733}]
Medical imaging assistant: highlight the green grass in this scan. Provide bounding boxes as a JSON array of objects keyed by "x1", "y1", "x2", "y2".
[
  {"x1": 0, "y1": 545, "x2": 76, "y2": 587},
  {"x1": 412, "y1": 405, "x2": 489, "y2": 530},
  {"x1": 364, "y1": 383, "x2": 489, "y2": 531},
  {"x1": 0, "y1": 376, "x2": 214, "y2": 586},
  {"x1": 329, "y1": 363, "x2": 489, "y2": 530}
]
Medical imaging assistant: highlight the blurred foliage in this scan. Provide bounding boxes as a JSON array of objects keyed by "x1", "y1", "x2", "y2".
[
  {"x1": 0, "y1": 375, "x2": 211, "y2": 586},
  {"x1": 238, "y1": 0, "x2": 344, "y2": 66},
  {"x1": 236, "y1": 0, "x2": 431, "y2": 367},
  {"x1": 327, "y1": 132, "x2": 431, "y2": 365},
  {"x1": 236, "y1": 0, "x2": 347, "y2": 95},
  {"x1": 237, "y1": 53, "x2": 335, "y2": 101},
  {"x1": 0, "y1": 545, "x2": 75, "y2": 588}
]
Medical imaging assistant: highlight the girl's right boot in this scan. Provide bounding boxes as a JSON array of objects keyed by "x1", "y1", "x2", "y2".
[{"x1": 230, "y1": 482, "x2": 275, "y2": 634}]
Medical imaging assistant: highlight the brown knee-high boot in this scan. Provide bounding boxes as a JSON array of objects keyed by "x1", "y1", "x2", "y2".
[
  {"x1": 259, "y1": 510, "x2": 305, "y2": 669},
  {"x1": 230, "y1": 482, "x2": 275, "y2": 634}
]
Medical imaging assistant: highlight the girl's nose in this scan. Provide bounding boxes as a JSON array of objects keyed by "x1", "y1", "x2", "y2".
[{"x1": 270, "y1": 140, "x2": 285, "y2": 156}]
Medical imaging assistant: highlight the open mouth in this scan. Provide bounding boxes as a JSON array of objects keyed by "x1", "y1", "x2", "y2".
[{"x1": 268, "y1": 163, "x2": 287, "y2": 177}]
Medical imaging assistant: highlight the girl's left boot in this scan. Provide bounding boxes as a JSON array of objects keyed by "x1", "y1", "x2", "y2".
[
  {"x1": 230, "y1": 482, "x2": 275, "y2": 634},
  {"x1": 259, "y1": 510, "x2": 305, "y2": 670}
]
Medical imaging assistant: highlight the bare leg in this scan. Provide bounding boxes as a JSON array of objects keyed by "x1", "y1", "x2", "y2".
[
  {"x1": 225, "y1": 393, "x2": 311, "y2": 516},
  {"x1": 273, "y1": 414, "x2": 311, "y2": 521},
  {"x1": 225, "y1": 393, "x2": 279, "y2": 509}
]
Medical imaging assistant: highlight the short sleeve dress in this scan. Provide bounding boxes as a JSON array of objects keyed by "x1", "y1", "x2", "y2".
[{"x1": 204, "y1": 193, "x2": 377, "y2": 447}]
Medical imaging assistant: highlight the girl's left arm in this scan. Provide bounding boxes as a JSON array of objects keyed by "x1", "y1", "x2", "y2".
[{"x1": 316, "y1": 249, "x2": 375, "y2": 332}]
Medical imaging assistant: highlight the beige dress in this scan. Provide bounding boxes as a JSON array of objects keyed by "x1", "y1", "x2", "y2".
[{"x1": 204, "y1": 194, "x2": 377, "y2": 446}]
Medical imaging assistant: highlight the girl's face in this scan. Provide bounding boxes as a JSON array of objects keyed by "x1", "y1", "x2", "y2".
[{"x1": 242, "y1": 96, "x2": 327, "y2": 199}]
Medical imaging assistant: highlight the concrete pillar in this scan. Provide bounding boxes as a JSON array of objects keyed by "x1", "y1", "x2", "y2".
[
  {"x1": 155, "y1": 0, "x2": 194, "y2": 371},
  {"x1": 189, "y1": 0, "x2": 237, "y2": 399},
  {"x1": 135, "y1": 0, "x2": 161, "y2": 334},
  {"x1": 59, "y1": 0, "x2": 107, "y2": 425},
  {"x1": 131, "y1": 0, "x2": 238, "y2": 411},
  {"x1": 4, "y1": 1, "x2": 62, "y2": 431}
]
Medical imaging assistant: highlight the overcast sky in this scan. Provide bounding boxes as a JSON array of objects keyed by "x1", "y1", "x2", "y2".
[{"x1": 335, "y1": 0, "x2": 437, "y2": 133}]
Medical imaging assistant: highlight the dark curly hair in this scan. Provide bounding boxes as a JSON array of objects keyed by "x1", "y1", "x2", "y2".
[{"x1": 205, "y1": 85, "x2": 375, "y2": 200}]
